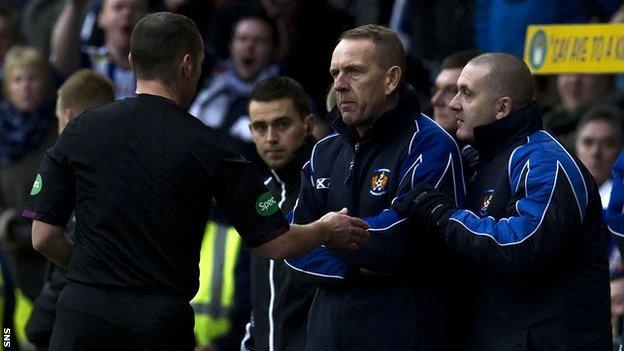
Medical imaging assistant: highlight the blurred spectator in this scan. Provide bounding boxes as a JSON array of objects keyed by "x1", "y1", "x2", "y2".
[
  {"x1": 50, "y1": 0, "x2": 149, "y2": 99},
  {"x1": 20, "y1": 0, "x2": 64, "y2": 58},
  {"x1": 574, "y1": 105, "x2": 624, "y2": 200},
  {"x1": 266, "y1": 0, "x2": 352, "y2": 112},
  {"x1": 544, "y1": 74, "x2": 621, "y2": 151},
  {"x1": 0, "y1": 45, "x2": 57, "y2": 347},
  {"x1": 0, "y1": 5, "x2": 21, "y2": 78},
  {"x1": 25, "y1": 68, "x2": 114, "y2": 350},
  {"x1": 390, "y1": 0, "x2": 473, "y2": 64},
  {"x1": 328, "y1": 0, "x2": 393, "y2": 27},
  {"x1": 189, "y1": 13, "x2": 279, "y2": 171},
  {"x1": 474, "y1": 0, "x2": 620, "y2": 57},
  {"x1": 574, "y1": 105, "x2": 624, "y2": 346}
]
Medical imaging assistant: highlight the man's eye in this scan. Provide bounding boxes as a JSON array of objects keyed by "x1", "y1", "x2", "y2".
[{"x1": 253, "y1": 125, "x2": 267, "y2": 133}]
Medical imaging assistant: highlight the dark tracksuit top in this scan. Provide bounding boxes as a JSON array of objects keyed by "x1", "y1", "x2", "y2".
[
  {"x1": 285, "y1": 87, "x2": 467, "y2": 351},
  {"x1": 445, "y1": 103, "x2": 611, "y2": 350},
  {"x1": 242, "y1": 143, "x2": 316, "y2": 351}
]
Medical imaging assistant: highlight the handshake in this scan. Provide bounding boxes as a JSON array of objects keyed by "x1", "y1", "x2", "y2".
[
  {"x1": 391, "y1": 182, "x2": 456, "y2": 232},
  {"x1": 316, "y1": 183, "x2": 455, "y2": 253}
]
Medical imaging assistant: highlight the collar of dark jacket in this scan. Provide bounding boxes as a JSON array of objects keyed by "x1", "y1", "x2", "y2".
[
  {"x1": 271, "y1": 137, "x2": 314, "y2": 185},
  {"x1": 326, "y1": 84, "x2": 420, "y2": 145},
  {"x1": 473, "y1": 102, "x2": 542, "y2": 158}
]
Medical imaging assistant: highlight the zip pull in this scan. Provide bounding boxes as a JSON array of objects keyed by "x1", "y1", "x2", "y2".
[
  {"x1": 344, "y1": 160, "x2": 354, "y2": 184},
  {"x1": 344, "y1": 143, "x2": 359, "y2": 184}
]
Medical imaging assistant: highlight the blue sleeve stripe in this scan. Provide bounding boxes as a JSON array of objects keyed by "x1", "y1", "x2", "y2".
[
  {"x1": 284, "y1": 246, "x2": 348, "y2": 279},
  {"x1": 508, "y1": 142, "x2": 525, "y2": 191},
  {"x1": 407, "y1": 119, "x2": 420, "y2": 154},
  {"x1": 609, "y1": 225, "x2": 624, "y2": 237},
  {"x1": 398, "y1": 154, "x2": 422, "y2": 187},
  {"x1": 450, "y1": 161, "x2": 570, "y2": 246},
  {"x1": 421, "y1": 114, "x2": 467, "y2": 196},
  {"x1": 539, "y1": 131, "x2": 588, "y2": 214},
  {"x1": 363, "y1": 209, "x2": 407, "y2": 231}
]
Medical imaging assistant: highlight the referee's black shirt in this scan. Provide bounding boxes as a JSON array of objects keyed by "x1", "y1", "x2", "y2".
[{"x1": 23, "y1": 94, "x2": 289, "y2": 300}]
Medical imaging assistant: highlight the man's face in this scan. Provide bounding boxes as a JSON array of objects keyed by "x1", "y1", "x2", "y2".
[
  {"x1": 99, "y1": 0, "x2": 148, "y2": 51},
  {"x1": 249, "y1": 98, "x2": 310, "y2": 170},
  {"x1": 575, "y1": 120, "x2": 622, "y2": 186},
  {"x1": 330, "y1": 39, "x2": 390, "y2": 133},
  {"x1": 449, "y1": 63, "x2": 498, "y2": 143},
  {"x1": 556, "y1": 74, "x2": 612, "y2": 114},
  {"x1": 431, "y1": 68, "x2": 462, "y2": 135},
  {"x1": 230, "y1": 18, "x2": 274, "y2": 81},
  {"x1": 7, "y1": 67, "x2": 47, "y2": 113}
]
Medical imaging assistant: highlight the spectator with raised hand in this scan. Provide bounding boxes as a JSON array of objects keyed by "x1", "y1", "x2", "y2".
[{"x1": 50, "y1": 0, "x2": 148, "y2": 99}]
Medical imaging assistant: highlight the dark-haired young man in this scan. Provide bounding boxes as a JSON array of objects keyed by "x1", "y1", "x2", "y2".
[
  {"x1": 241, "y1": 76, "x2": 316, "y2": 351},
  {"x1": 22, "y1": 13, "x2": 368, "y2": 350}
]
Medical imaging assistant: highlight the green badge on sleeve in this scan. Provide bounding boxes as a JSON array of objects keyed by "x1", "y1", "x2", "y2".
[
  {"x1": 255, "y1": 192, "x2": 279, "y2": 216},
  {"x1": 30, "y1": 174, "x2": 42, "y2": 195}
]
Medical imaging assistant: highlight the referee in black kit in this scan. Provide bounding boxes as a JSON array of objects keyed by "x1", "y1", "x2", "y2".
[{"x1": 21, "y1": 12, "x2": 368, "y2": 351}]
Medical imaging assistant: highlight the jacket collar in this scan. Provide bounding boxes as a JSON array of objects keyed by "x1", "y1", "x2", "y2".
[
  {"x1": 327, "y1": 85, "x2": 421, "y2": 145},
  {"x1": 473, "y1": 102, "x2": 542, "y2": 159}
]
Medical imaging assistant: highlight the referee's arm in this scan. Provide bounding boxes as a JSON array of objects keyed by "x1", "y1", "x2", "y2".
[{"x1": 32, "y1": 220, "x2": 72, "y2": 268}]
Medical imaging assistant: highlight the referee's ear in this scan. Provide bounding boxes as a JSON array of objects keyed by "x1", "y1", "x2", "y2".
[
  {"x1": 128, "y1": 53, "x2": 134, "y2": 71},
  {"x1": 180, "y1": 53, "x2": 194, "y2": 77}
]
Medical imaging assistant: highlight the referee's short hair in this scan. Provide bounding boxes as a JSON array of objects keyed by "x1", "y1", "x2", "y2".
[{"x1": 130, "y1": 12, "x2": 203, "y2": 84}]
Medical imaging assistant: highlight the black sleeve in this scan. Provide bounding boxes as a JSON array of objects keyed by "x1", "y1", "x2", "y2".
[
  {"x1": 210, "y1": 134, "x2": 289, "y2": 248},
  {"x1": 22, "y1": 125, "x2": 75, "y2": 226}
]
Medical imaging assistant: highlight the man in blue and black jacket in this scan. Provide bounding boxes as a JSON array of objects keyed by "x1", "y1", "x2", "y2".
[
  {"x1": 241, "y1": 76, "x2": 317, "y2": 351},
  {"x1": 285, "y1": 25, "x2": 467, "y2": 350},
  {"x1": 395, "y1": 53, "x2": 611, "y2": 350}
]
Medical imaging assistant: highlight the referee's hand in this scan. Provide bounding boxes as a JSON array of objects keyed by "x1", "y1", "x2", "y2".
[{"x1": 319, "y1": 208, "x2": 369, "y2": 251}]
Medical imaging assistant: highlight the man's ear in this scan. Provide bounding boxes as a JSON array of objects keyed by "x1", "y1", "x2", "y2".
[
  {"x1": 303, "y1": 114, "x2": 315, "y2": 136},
  {"x1": 180, "y1": 53, "x2": 193, "y2": 76},
  {"x1": 384, "y1": 66, "x2": 401, "y2": 96},
  {"x1": 495, "y1": 96, "x2": 513, "y2": 119},
  {"x1": 128, "y1": 53, "x2": 134, "y2": 70}
]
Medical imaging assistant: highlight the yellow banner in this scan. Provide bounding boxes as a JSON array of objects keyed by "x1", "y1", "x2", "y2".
[{"x1": 524, "y1": 24, "x2": 624, "y2": 74}]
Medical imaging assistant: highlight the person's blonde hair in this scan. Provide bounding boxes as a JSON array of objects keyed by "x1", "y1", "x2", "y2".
[
  {"x1": 3, "y1": 45, "x2": 52, "y2": 96},
  {"x1": 58, "y1": 69, "x2": 115, "y2": 115}
]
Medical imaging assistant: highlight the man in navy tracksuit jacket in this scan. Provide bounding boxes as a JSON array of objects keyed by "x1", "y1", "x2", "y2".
[
  {"x1": 286, "y1": 25, "x2": 466, "y2": 350},
  {"x1": 395, "y1": 53, "x2": 611, "y2": 350}
]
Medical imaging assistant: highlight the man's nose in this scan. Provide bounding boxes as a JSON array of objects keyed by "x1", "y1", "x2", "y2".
[
  {"x1": 266, "y1": 126, "x2": 278, "y2": 142},
  {"x1": 449, "y1": 94, "x2": 461, "y2": 111},
  {"x1": 334, "y1": 72, "x2": 349, "y2": 92}
]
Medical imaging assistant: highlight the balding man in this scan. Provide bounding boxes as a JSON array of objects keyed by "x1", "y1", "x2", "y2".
[{"x1": 394, "y1": 53, "x2": 611, "y2": 350}]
